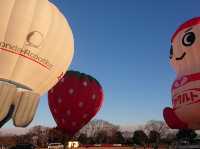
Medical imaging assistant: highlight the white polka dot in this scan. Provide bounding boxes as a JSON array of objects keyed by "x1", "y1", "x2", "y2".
[
  {"x1": 62, "y1": 119, "x2": 65, "y2": 124},
  {"x1": 79, "y1": 102, "x2": 84, "y2": 108},
  {"x1": 183, "y1": 77, "x2": 188, "y2": 81},
  {"x1": 72, "y1": 122, "x2": 76, "y2": 126},
  {"x1": 92, "y1": 94, "x2": 96, "y2": 100},
  {"x1": 181, "y1": 77, "x2": 188, "y2": 85},
  {"x1": 61, "y1": 78, "x2": 65, "y2": 83},
  {"x1": 58, "y1": 98, "x2": 62, "y2": 104},
  {"x1": 50, "y1": 89, "x2": 54, "y2": 93},
  {"x1": 95, "y1": 107, "x2": 99, "y2": 111},
  {"x1": 53, "y1": 108, "x2": 57, "y2": 113},
  {"x1": 83, "y1": 81, "x2": 88, "y2": 87},
  {"x1": 83, "y1": 114, "x2": 88, "y2": 119},
  {"x1": 66, "y1": 110, "x2": 71, "y2": 116},
  {"x1": 68, "y1": 88, "x2": 74, "y2": 95},
  {"x1": 175, "y1": 82, "x2": 179, "y2": 87}
]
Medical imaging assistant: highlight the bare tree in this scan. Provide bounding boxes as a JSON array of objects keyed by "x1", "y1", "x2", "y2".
[
  {"x1": 25, "y1": 125, "x2": 52, "y2": 147},
  {"x1": 176, "y1": 129, "x2": 197, "y2": 144},
  {"x1": 94, "y1": 130, "x2": 109, "y2": 144},
  {"x1": 149, "y1": 130, "x2": 160, "y2": 149},
  {"x1": 132, "y1": 130, "x2": 148, "y2": 149},
  {"x1": 112, "y1": 131, "x2": 125, "y2": 144},
  {"x1": 144, "y1": 120, "x2": 169, "y2": 138},
  {"x1": 80, "y1": 120, "x2": 119, "y2": 137},
  {"x1": 78, "y1": 133, "x2": 88, "y2": 144}
]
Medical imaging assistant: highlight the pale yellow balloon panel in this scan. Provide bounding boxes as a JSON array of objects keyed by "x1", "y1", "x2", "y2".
[
  {"x1": 0, "y1": 0, "x2": 74, "y2": 95},
  {"x1": 13, "y1": 91, "x2": 40, "y2": 127},
  {"x1": 0, "y1": 0, "x2": 39, "y2": 83},
  {"x1": 34, "y1": 2, "x2": 74, "y2": 94},
  {"x1": 0, "y1": 82, "x2": 17, "y2": 122},
  {"x1": 0, "y1": 0, "x2": 15, "y2": 41},
  {"x1": 10, "y1": 0, "x2": 53, "y2": 94},
  {"x1": 5, "y1": 0, "x2": 38, "y2": 77},
  {"x1": 12, "y1": 91, "x2": 22, "y2": 118},
  {"x1": 36, "y1": 3, "x2": 74, "y2": 94}
]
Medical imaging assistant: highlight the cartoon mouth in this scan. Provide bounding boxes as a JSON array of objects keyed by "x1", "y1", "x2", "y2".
[{"x1": 175, "y1": 52, "x2": 186, "y2": 60}]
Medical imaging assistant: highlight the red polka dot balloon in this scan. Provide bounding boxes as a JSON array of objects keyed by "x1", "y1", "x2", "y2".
[{"x1": 48, "y1": 71, "x2": 104, "y2": 137}]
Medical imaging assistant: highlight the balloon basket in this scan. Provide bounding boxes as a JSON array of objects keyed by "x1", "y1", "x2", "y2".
[{"x1": 66, "y1": 141, "x2": 79, "y2": 149}]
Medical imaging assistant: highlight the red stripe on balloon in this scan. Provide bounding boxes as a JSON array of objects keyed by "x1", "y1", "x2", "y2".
[{"x1": 0, "y1": 48, "x2": 50, "y2": 70}]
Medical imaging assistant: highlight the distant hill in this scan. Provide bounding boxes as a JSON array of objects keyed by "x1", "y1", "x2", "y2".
[
  {"x1": 119, "y1": 123, "x2": 142, "y2": 132},
  {"x1": 0, "y1": 119, "x2": 129, "y2": 137},
  {"x1": 0, "y1": 127, "x2": 29, "y2": 136},
  {"x1": 0, "y1": 119, "x2": 174, "y2": 138}
]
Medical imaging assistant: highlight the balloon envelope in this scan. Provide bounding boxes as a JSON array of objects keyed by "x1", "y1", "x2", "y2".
[
  {"x1": 48, "y1": 71, "x2": 104, "y2": 136},
  {"x1": 163, "y1": 17, "x2": 200, "y2": 129},
  {"x1": 0, "y1": 0, "x2": 74, "y2": 95}
]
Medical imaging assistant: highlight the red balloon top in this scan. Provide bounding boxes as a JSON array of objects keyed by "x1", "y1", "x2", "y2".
[{"x1": 171, "y1": 17, "x2": 200, "y2": 42}]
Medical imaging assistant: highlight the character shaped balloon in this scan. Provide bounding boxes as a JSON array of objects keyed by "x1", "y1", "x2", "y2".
[
  {"x1": 48, "y1": 71, "x2": 104, "y2": 137},
  {"x1": 163, "y1": 17, "x2": 200, "y2": 129},
  {"x1": 0, "y1": 0, "x2": 74, "y2": 127}
]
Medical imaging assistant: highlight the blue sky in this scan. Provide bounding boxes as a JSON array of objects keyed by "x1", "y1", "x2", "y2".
[{"x1": 5, "y1": 0, "x2": 200, "y2": 128}]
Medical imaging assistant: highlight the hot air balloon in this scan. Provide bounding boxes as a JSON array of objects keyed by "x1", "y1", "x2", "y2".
[
  {"x1": 163, "y1": 17, "x2": 200, "y2": 129},
  {"x1": 0, "y1": 0, "x2": 74, "y2": 127},
  {"x1": 48, "y1": 71, "x2": 104, "y2": 137}
]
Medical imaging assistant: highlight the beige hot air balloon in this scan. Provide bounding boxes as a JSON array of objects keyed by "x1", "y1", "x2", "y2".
[{"x1": 0, "y1": 0, "x2": 74, "y2": 127}]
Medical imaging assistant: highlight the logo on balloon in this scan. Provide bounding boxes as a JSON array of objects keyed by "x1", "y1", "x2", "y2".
[
  {"x1": 26, "y1": 31, "x2": 43, "y2": 48},
  {"x1": 173, "y1": 89, "x2": 200, "y2": 108},
  {"x1": 0, "y1": 41, "x2": 53, "y2": 70}
]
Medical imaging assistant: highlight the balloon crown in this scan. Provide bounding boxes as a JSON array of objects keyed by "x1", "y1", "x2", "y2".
[
  {"x1": 65, "y1": 70, "x2": 102, "y2": 88},
  {"x1": 172, "y1": 17, "x2": 200, "y2": 42}
]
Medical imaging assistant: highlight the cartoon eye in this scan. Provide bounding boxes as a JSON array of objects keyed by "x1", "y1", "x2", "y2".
[
  {"x1": 169, "y1": 45, "x2": 173, "y2": 59},
  {"x1": 182, "y1": 32, "x2": 195, "y2": 46}
]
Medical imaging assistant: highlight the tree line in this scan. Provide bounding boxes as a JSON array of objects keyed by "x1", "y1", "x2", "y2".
[
  {"x1": 0, "y1": 120, "x2": 199, "y2": 148},
  {"x1": 14, "y1": 127, "x2": 197, "y2": 148}
]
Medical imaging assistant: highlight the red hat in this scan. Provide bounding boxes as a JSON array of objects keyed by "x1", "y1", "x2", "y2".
[{"x1": 172, "y1": 17, "x2": 200, "y2": 42}]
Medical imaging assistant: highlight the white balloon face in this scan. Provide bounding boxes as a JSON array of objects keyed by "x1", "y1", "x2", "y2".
[
  {"x1": 170, "y1": 24, "x2": 200, "y2": 77},
  {"x1": 0, "y1": 0, "x2": 74, "y2": 95}
]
